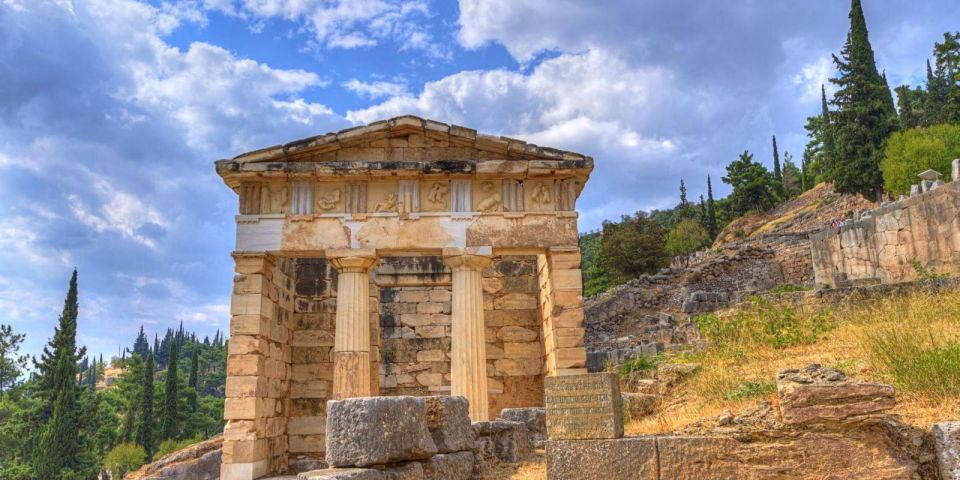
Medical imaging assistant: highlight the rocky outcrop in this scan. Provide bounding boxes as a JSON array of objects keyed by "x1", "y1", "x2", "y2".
[
  {"x1": 123, "y1": 435, "x2": 222, "y2": 480},
  {"x1": 777, "y1": 364, "x2": 896, "y2": 424},
  {"x1": 545, "y1": 366, "x2": 940, "y2": 480},
  {"x1": 499, "y1": 407, "x2": 546, "y2": 448}
]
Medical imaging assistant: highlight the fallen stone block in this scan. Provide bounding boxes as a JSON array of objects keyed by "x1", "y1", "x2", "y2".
[
  {"x1": 473, "y1": 420, "x2": 531, "y2": 463},
  {"x1": 656, "y1": 363, "x2": 700, "y2": 393},
  {"x1": 326, "y1": 396, "x2": 438, "y2": 467},
  {"x1": 777, "y1": 364, "x2": 895, "y2": 424},
  {"x1": 124, "y1": 435, "x2": 222, "y2": 480},
  {"x1": 621, "y1": 393, "x2": 656, "y2": 420},
  {"x1": 298, "y1": 468, "x2": 383, "y2": 480},
  {"x1": 500, "y1": 407, "x2": 546, "y2": 447},
  {"x1": 421, "y1": 451, "x2": 474, "y2": 480},
  {"x1": 934, "y1": 422, "x2": 960, "y2": 480},
  {"x1": 545, "y1": 437, "x2": 657, "y2": 480},
  {"x1": 424, "y1": 396, "x2": 475, "y2": 453}
]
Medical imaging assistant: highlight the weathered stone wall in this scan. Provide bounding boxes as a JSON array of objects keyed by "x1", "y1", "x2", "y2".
[
  {"x1": 283, "y1": 255, "x2": 545, "y2": 467},
  {"x1": 223, "y1": 254, "x2": 296, "y2": 479},
  {"x1": 811, "y1": 181, "x2": 960, "y2": 288}
]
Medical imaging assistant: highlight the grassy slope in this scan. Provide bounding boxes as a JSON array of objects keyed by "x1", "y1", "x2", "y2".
[{"x1": 626, "y1": 286, "x2": 960, "y2": 435}]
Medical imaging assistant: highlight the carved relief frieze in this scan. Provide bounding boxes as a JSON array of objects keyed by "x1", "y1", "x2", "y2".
[
  {"x1": 315, "y1": 183, "x2": 344, "y2": 213},
  {"x1": 260, "y1": 182, "x2": 290, "y2": 214},
  {"x1": 526, "y1": 180, "x2": 555, "y2": 212},
  {"x1": 421, "y1": 180, "x2": 450, "y2": 212},
  {"x1": 475, "y1": 180, "x2": 503, "y2": 212}
]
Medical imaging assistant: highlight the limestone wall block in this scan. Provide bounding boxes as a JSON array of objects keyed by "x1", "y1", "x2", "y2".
[
  {"x1": 417, "y1": 302, "x2": 447, "y2": 314},
  {"x1": 229, "y1": 335, "x2": 270, "y2": 356},
  {"x1": 228, "y1": 354, "x2": 266, "y2": 376},
  {"x1": 417, "y1": 349, "x2": 446, "y2": 362},
  {"x1": 235, "y1": 256, "x2": 274, "y2": 276},
  {"x1": 291, "y1": 363, "x2": 334, "y2": 382},
  {"x1": 415, "y1": 325, "x2": 446, "y2": 338},
  {"x1": 503, "y1": 342, "x2": 543, "y2": 359},
  {"x1": 289, "y1": 434, "x2": 326, "y2": 454},
  {"x1": 222, "y1": 438, "x2": 269, "y2": 464},
  {"x1": 287, "y1": 416, "x2": 326, "y2": 435},
  {"x1": 553, "y1": 327, "x2": 585, "y2": 348},
  {"x1": 291, "y1": 329, "x2": 335, "y2": 347},
  {"x1": 290, "y1": 379, "x2": 330, "y2": 399},
  {"x1": 485, "y1": 309, "x2": 538, "y2": 327},
  {"x1": 554, "y1": 348, "x2": 587, "y2": 369},
  {"x1": 224, "y1": 397, "x2": 259, "y2": 420},
  {"x1": 226, "y1": 375, "x2": 268, "y2": 398},
  {"x1": 231, "y1": 293, "x2": 274, "y2": 318},
  {"x1": 231, "y1": 314, "x2": 271, "y2": 337},
  {"x1": 429, "y1": 289, "x2": 452, "y2": 302},
  {"x1": 498, "y1": 326, "x2": 539, "y2": 342},
  {"x1": 549, "y1": 269, "x2": 582, "y2": 290},
  {"x1": 400, "y1": 313, "x2": 451, "y2": 327},
  {"x1": 552, "y1": 308, "x2": 584, "y2": 328},
  {"x1": 486, "y1": 344, "x2": 506, "y2": 360},
  {"x1": 494, "y1": 358, "x2": 543, "y2": 376}
]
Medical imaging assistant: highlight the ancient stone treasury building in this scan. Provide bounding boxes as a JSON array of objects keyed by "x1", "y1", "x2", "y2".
[{"x1": 216, "y1": 116, "x2": 592, "y2": 479}]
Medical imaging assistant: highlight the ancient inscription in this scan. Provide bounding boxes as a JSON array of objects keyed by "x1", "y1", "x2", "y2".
[{"x1": 544, "y1": 372, "x2": 623, "y2": 440}]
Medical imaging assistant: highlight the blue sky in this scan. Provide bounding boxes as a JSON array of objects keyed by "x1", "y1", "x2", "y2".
[{"x1": 1, "y1": 0, "x2": 958, "y2": 361}]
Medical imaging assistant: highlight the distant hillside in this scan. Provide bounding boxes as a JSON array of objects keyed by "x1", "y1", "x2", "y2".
[{"x1": 713, "y1": 183, "x2": 874, "y2": 247}]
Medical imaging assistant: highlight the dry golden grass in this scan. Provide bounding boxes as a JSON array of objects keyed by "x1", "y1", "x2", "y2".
[
  {"x1": 626, "y1": 287, "x2": 960, "y2": 435},
  {"x1": 484, "y1": 450, "x2": 545, "y2": 480}
]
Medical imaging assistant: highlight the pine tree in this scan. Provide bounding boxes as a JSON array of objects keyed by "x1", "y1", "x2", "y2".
[
  {"x1": 153, "y1": 334, "x2": 160, "y2": 361},
  {"x1": 772, "y1": 135, "x2": 782, "y2": 182},
  {"x1": 706, "y1": 176, "x2": 718, "y2": 239},
  {"x1": 160, "y1": 341, "x2": 179, "y2": 441},
  {"x1": 137, "y1": 351, "x2": 155, "y2": 460},
  {"x1": 825, "y1": 0, "x2": 899, "y2": 200},
  {"x1": 0, "y1": 324, "x2": 28, "y2": 395},
  {"x1": 675, "y1": 179, "x2": 695, "y2": 221},
  {"x1": 133, "y1": 325, "x2": 150, "y2": 360},
  {"x1": 934, "y1": 32, "x2": 960, "y2": 123},
  {"x1": 33, "y1": 270, "x2": 83, "y2": 476}
]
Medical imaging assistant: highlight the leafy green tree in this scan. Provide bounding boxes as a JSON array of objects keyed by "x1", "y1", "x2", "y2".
[
  {"x1": 34, "y1": 270, "x2": 83, "y2": 478},
  {"x1": 160, "y1": 341, "x2": 179, "y2": 441},
  {"x1": 880, "y1": 124, "x2": 960, "y2": 195},
  {"x1": 665, "y1": 219, "x2": 709, "y2": 257},
  {"x1": 136, "y1": 351, "x2": 155, "y2": 461},
  {"x1": 0, "y1": 324, "x2": 28, "y2": 395},
  {"x1": 600, "y1": 211, "x2": 669, "y2": 284},
  {"x1": 722, "y1": 151, "x2": 779, "y2": 216},
  {"x1": 825, "y1": 0, "x2": 899, "y2": 200}
]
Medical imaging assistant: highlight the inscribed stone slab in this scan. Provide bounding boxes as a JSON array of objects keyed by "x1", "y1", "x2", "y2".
[{"x1": 544, "y1": 372, "x2": 623, "y2": 440}]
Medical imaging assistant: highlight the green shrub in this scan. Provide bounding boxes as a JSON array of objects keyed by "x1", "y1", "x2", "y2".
[
  {"x1": 103, "y1": 443, "x2": 146, "y2": 478},
  {"x1": 617, "y1": 354, "x2": 661, "y2": 379},
  {"x1": 156, "y1": 437, "x2": 200, "y2": 458},
  {"x1": 724, "y1": 379, "x2": 776, "y2": 401},
  {"x1": 864, "y1": 324, "x2": 960, "y2": 396},
  {"x1": 910, "y1": 259, "x2": 950, "y2": 281},
  {"x1": 695, "y1": 297, "x2": 834, "y2": 352},
  {"x1": 767, "y1": 283, "x2": 812, "y2": 294},
  {"x1": 881, "y1": 124, "x2": 960, "y2": 196}
]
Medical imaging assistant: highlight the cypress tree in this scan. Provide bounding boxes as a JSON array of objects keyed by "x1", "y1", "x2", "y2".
[
  {"x1": 188, "y1": 349, "x2": 199, "y2": 411},
  {"x1": 160, "y1": 341, "x2": 179, "y2": 441},
  {"x1": 137, "y1": 351, "x2": 155, "y2": 460},
  {"x1": 34, "y1": 270, "x2": 83, "y2": 476},
  {"x1": 706, "y1": 176, "x2": 718, "y2": 239},
  {"x1": 772, "y1": 135, "x2": 782, "y2": 182},
  {"x1": 133, "y1": 325, "x2": 149, "y2": 360},
  {"x1": 825, "y1": 0, "x2": 898, "y2": 200}
]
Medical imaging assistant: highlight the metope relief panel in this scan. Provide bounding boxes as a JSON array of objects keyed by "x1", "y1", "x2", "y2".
[
  {"x1": 369, "y1": 181, "x2": 400, "y2": 213},
  {"x1": 291, "y1": 181, "x2": 314, "y2": 214},
  {"x1": 525, "y1": 180, "x2": 555, "y2": 212},
  {"x1": 474, "y1": 180, "x2": 503, "y2": 212},
  {"x1": 260, "y1": 183, "x2": 290, "y2": 214},
  {"x1": 315, "y1": 183, "x2": 345, "y2": 213},
  {"x1": 421, "y1": 180, "x2": 450, "y2": 212}
]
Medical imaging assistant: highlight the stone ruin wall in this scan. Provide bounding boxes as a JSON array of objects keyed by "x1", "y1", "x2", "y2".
[
  {"x1": 278, "y1": 255, "x2": 546, "y2": 468},
  {"x1": 811, "y1": 180, "x2": 960, "y2": 288}
]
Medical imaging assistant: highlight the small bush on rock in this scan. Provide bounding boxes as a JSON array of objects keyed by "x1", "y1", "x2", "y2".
[{"x1": 103, "y1": 443, "x2": 145, "y2": 478}]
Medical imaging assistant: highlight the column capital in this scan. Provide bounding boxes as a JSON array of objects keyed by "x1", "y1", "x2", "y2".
[
  {"x1": 442, "y1": 247, "x2": 492, "y2": 271},
  {"x1": 327, "y1": 249, "x2": 378, "y2": 272}
]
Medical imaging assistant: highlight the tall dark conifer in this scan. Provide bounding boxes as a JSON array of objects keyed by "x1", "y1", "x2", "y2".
[
  {"x1": 33, "y1": 270, "x2": 83, "y2": 476},
  {"x1": 137, "y1": 351, "x2": 155, "y2": 460},
  {"x1": 188, "y1": 349, "x2": 199, "y2": 411},
  {"x1": 160, "y1": 341, "x2": 179, "y2": 440},
  {"x1": 772, "y1": 135, "x2": 782, "y2": 182},
  {"x1": 825, "y1": 0, "x2": 899, "y2": 200},
  {"x1": 133, "y1": 325, "x2": 150, "y2": 360},
  {"x1": 706, "y1": 176, "x2": 718, "y2": 239}
]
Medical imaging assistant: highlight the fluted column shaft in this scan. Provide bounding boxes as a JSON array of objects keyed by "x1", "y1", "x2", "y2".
[
  {"x1": 443, "y1": 252, "x2": 492, "y2": 421},
  {"x1": 329, "y1": 250, "x2": 378, "y2": 400}
]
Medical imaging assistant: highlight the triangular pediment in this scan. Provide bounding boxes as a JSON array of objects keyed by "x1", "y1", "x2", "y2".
[{"x1": 230, "y1": 115, "x2": 591, "y2": 164}]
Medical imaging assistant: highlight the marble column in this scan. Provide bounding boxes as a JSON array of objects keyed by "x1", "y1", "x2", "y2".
[
  {"x1": 443, "y1": 249, "x2": 492, "y2": 421},
  {"x1": 329, "y1": 249, "x2": 378, "y2": 400}
]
